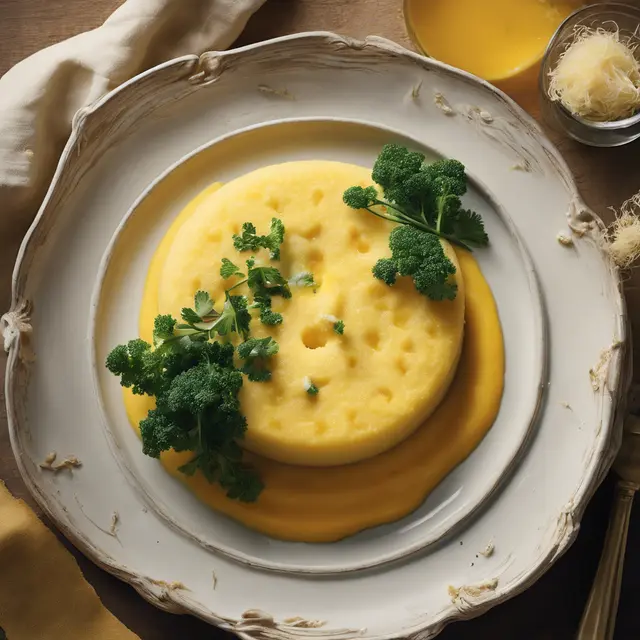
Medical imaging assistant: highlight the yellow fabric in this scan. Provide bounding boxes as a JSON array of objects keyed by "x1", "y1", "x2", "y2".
[{"x1": 0, "y1": 481, "x2": 138, "y2": 640}]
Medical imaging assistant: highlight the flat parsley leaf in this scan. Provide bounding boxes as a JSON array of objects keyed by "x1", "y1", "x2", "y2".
[
  {"x1": 247, "y1": 265, "x2": 291, "y2": 299},
  {"x1": 447, "y1": 209, "x2": 488, "y2": 248},
  {"x1": 220, "y1": 258, "x2": 245, "y2": 279},
  {"x1": 181, "y1": 307, "x2": 201, "y2": 325},
  {"x1": 208, "y1": 293, "x2": 251, "y2": 339},
  {"x1": 194, "y1": 290, "x2": 214, "y2": 317}
]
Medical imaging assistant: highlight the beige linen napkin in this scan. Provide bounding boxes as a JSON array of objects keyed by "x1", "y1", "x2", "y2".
[
  {"x1": 0, "y1": 0, "x2": 266, "y2": 232},
  {"x1": 0, "y1": 0, "x2": 265, "y2": 637}
]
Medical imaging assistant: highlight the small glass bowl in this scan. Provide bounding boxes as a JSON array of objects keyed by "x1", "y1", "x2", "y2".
[{"x1": 539, "y1": 3, "x2": 640, "y2": 147}]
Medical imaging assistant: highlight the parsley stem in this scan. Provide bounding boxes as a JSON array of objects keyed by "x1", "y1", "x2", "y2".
[
  {"x1": 364, "y1": 206, "x2": 406, "y2": 226},
  {"x1": 436, "y1": 232, "x2": 471, "y2": 251},
  {"x1": 366, "y1": 206, "x2": 470, "y2": 251},
  {"x1": 420, "y1": 204, "x2": 429, "y2": 227},
  {"x1": 436, "y1": 205, "x2": 444, "y2": 234},
  {"x1": 226, "y1": 278, "x2": 248, "y2": 292},
  {"x1": 435, "y1": 194, "x2": 449, "y2": 234},
  {"x1": 373, "y1": 199, "x2": 406, "y2": 217}
]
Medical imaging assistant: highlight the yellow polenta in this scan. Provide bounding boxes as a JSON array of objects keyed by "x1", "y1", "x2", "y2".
[
  {"x1": 157, "y1": 162, "x2": 465, "y2": 466},
  {"x1": 125, "y1": 249, "x2": 503, "y2": 542}
]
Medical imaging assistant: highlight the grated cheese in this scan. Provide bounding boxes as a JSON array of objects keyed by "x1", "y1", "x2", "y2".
[
  {"x1": 608, "y1": 191, "x2": 640, "y2": 268},
  {"x1": 548, "y1": 27, "x2": 640, "y2": 121}
]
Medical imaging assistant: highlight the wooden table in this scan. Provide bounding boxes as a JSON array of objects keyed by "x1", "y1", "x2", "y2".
[{"x1": 1, "y1": 1, "x2": 640, "y2": 638}]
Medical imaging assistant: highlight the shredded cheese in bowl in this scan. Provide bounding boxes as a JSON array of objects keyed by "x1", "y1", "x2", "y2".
[{"x1": 548, "y1": 26, "x2": 640, "y2": 121}]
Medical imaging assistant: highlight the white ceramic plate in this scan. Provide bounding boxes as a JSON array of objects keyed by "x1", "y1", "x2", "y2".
[{"x1": 3, "y1": 33, "x2": 628, "y2": 639}]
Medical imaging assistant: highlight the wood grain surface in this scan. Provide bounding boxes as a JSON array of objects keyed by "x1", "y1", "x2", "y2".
[{"x1": 1, "y1": 1, "x2": 640, "y2": 638}]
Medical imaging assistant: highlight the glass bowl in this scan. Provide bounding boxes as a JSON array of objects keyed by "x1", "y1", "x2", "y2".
[{"x1": 539, "y1": 2, "x2": 640, "y2": 147}]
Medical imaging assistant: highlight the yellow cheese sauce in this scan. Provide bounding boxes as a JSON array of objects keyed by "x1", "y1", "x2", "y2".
[
  {"x1": 157, "y1": 162, "x2": 465, "y2": 467},
  {"x1": 405, "y1": 0, "x2": 582, "y2": 82},
  {"x1": 123, "y1": 163, "x2": 505, "y2": 542}
]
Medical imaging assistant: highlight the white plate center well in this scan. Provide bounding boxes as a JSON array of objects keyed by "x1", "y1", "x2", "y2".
[{"x1": 93, "y1": 118, "x2": 545, "y2": 574}]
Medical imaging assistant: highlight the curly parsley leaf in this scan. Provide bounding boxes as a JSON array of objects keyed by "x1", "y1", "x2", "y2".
[
  {"x1": 237, "y1": 336, "x2": 280, "y2": 382},
  {"x1": 343, "y1": 143, "x2": 488, "y2": 253},
  {"x1": 140, "y1": 409, "x2": 191, "y2": 458},
  {"x1": 105, "y1": 339, "x2": 162, "y2": 396},
  {"x1": 152, "y1": 315, "x2": 177, "y2": 347},
  {"x1": 233, "y1": 218, "x2": 286, "y2": 260},
  {"x1": 107, "y1": 319, "x2": 261, "y2": 502},
  {"x1": 373, "y1": 225, "x2": 457, "y2": 301},
  {"x1": 254, "y1": 294, "x2": 283, "y2": 326}
]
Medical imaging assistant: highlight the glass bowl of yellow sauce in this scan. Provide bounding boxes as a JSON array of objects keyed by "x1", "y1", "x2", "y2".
[{"x1": 404, "y1": 0, "x2": 584, "y2": 84}]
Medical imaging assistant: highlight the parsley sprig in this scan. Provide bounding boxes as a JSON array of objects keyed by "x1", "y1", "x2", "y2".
[
  {"x1": 106, "y1": 311, "x2": 264, "y2": 502},
  {"x1": 238, "y1": 337, "x2": 280, "y2": 382},
  {"x1": 220, "y1": 256, "x2": 292, "y2": 327},
  {"x1": 343, "y1": 144, "x2": 489, "y2": 301},
  {"x1": 106, "y1": 216, "x2": 315, "y2": 502},
  {"x1": 233, "y1": 218, "x2": 285, "y2": 260},
  {"x1": 343, "y1": 144, "x2": 488, "y2": 251}
]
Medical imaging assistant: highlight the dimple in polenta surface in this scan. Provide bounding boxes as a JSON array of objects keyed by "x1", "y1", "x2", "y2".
[{"x1": 157, "y1": 162, "x2": 466, "y2": 466}]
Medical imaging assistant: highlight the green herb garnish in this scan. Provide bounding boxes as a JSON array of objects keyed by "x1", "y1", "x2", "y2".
[
  {"x1": 106, "y1": 303, "x2": 262, "y2": 502},
  {"x1": 233, "y1": 218, "x2": 286, "y2": 260},
  {"x1": 343, "y1": 144, "x2": 488, "y2": 251},
  {"x1": 373, "y1": 226, "x2": 458, "y2": 301},
  {"x1": 220, "y1": 258, "x2": 244, "y2": 279},
  {"x1": 238, "y1": 337, "x2": 280, "y2": 382},
  {"x1": 343, "y1": 144, "x2": 488, "y2": 301},
  {"x1": 106, "y1": 217, "x2": 321, "y2": 502},
  {"x1": 247, "y1": 263, "x2": 291, "y2": 326},
  {"x1": 304, "y1": 377, "x2": 319, "y2": 395},
  {"x1": 289, "y1": 271, "x2": 316, "y2": 288}
]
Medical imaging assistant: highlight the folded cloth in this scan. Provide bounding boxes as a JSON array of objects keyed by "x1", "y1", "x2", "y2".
[
  {"x1": 0, "y1": 0, "x2": 266, "y2": 234},
  {"x1": 0, "y1": 481, "x2": 138, "y2": 639}
]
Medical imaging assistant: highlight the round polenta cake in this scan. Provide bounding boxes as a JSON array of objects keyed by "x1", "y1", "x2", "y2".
[{"x1": 157, "y1": 161, "x2": 465, "y2": 466}]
